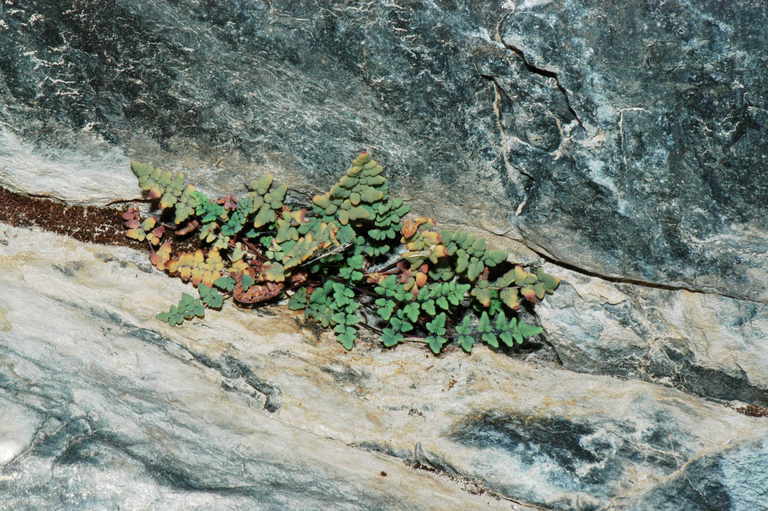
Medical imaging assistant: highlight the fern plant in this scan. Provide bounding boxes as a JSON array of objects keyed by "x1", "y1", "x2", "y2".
[{"x1": 123, "y1": 152, "x2": 559, "y2": 354}]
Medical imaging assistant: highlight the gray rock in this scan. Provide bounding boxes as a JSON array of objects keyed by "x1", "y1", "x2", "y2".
[
  {"x1": 0, "y1": 127, "x2": 134, "y2": 205},
  {"x1": 497, "y1": 0, "x2": 768, "y2": 304},
  {"x1": 626, "y1": 437, "x2": 768, "y2": 511},
  {"x1": 2, "y1": 1, "x2": 766, "y2": 302},
  {"x1": 2, "y1": 1, "x2": 768, "y2": 509}
]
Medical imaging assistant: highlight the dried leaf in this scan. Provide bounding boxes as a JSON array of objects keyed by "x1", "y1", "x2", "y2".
[
  {"x1": 175, "y1": 219, "x2": 200, "y2": 236},
  {"x1": 147, "y1": 226, "x2": 165, "y2": 246},
  {"x1": 121, "y1": 207, "x2": 140, "y2": 222},
  {"x1": 401, "y1": 219, "x2": 419, "y2": 239},
  {"x1": 217, "y1": 194, "x2": 238, "y2": 210},
  {"x1": 500, "y1": 287, "x2": 521, "y2": 310},
  {"x1": 125, "y1": 228, "x2": 145, "y2": 241},
  {"x1": 233, "y1": 271, "x2": 284, "y2": 304},
  {"x1": 150, "y1": 241, "x2": 173, "y2": 270},
  {"x1": 521, "y1": 286, "x2": 538, "y2": 304},
  {"x1": 262, "y1": 262, "x2": 285, "y2": 282},
  {"x1": 514, "y1": 265, "x2": 538, "y2": 285}
]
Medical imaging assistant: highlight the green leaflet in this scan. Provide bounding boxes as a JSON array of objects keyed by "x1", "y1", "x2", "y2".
[
  {"x1": 198, "y1": 284, "x2": 224, "y2": 309},
  {"x1": 426, "y1": 313, "x2": 447, "y2": 336},
  {"x1": 288, "y1": 287, "x2": 308, "y2": 310},
  {"x1": 402, "y1": 302, "x2": 420, "y2": 322},
  {"x1": 249, "y1": 174, "x2": 273, "y2": 195},
  {"x1": 381, "y1": 328, "x2": 402, "y2": 347},
  {"x1": 467, "y1": 258, "x2": 484, "y2": 281},
  {"x1": 156, "y1": 293, "x2": 205, "y2": 325},
  {"x1": 214, "y1": 276, "x2": 236, "y2": 292},
  {"x1": 262, "y1": 262, "x2": 285, "y2": 282},
  {"x1": 426, "y1": 336, "x2": 448, "y2": 354}
]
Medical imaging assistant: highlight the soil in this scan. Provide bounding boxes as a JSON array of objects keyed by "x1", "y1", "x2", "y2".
[
  {"x1": 0, "y1": 187, "x2": 201, "y2": 253},
  {"x1": 0, "y1": 186, "x2": 147, "y2": 249}
]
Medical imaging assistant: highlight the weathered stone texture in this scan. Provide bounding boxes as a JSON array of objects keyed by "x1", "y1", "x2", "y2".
[
  {"x1": 2, "y1": 0, "x2": 767, "y2": 509},
  {"x1": 1, "y1": 0, "x2": 766, "y2": 300},
  {"x1": 2, "y1": 226, "x2": 767, "y2": 510},
  {"x1": 537, "y1": 264, "x2": 768, "y2": 406}
]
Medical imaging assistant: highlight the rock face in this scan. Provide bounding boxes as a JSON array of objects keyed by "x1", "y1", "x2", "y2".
[
  {"x1": 536, "y1": 264, "x2": 768, "y2": 407},
  {"x1": 626, "y1": 437, "x2": 768, "y2": 511},
  {"x1": 498, "y1": 1, "x2": 768, "y2": 303},
  {"x1": 1, "y1": 0, "x2": 767, "y2": 509},
  {"x1": 0, "y1": 226, "x2": 518, "y2": 511},
  {"x1": 1, "y1": 225, "x2": 767, "y2": 510},
  {"x1": 1, "y1": 0, "x2": 766, "y2": 300}
]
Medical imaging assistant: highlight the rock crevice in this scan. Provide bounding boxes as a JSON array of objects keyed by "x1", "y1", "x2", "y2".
[{"x1": 496, "y1": 13, "x2": 585, "y2": 131}]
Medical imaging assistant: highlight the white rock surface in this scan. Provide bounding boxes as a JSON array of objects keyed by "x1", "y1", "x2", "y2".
[
  {"x1": 0, "y1": 127, "x2": 136, "y2": 205},
  {"x1": 1, "y1": 225, "x2": 766, "y2": 510},
  {"x1": 537, "y1": 264, "x2": 768, "y2": 406}
]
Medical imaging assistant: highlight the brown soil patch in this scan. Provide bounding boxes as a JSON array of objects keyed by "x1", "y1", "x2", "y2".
[
  {"x1": 735, "y1": 404, "x2": 768, "y2": 418},
  {"x1": 0, "y1": 187, "x2": 198, "y2": 253},
  {"x1": 0, "y1": 187, "x2": 147, "y2": 248}
]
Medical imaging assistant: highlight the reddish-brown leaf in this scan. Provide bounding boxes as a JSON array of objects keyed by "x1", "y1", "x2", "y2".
[
  {"x1": 121, "y1": 207, "x2": 140, "y2": 221},
  {"x1": 401, "y1": 219, "x2": 419, "y2": 239},
  {"x1": 233, "y1": 280, "x2": 284, "y2": 304},
  {"x1": 290, "y1": 271, "x2": 308, "y2": 286},
  {"x1": 147, "y1": 226, "x2": 166, "y2": 246},
  {"x1": 217, "y1": 194, "x2": 238, "y2": 210},
  {"x1": 150, "y1": 240, "x2": 173, "y2": 270},
  {"x1": 521, "y1": 286, "x2": 539, "y2": 304}
]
